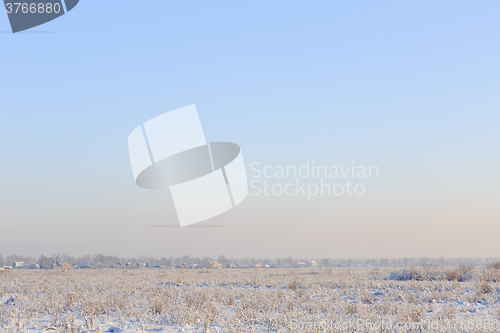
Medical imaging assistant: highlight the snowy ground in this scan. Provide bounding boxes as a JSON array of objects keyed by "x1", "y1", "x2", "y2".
[{"x1": 1, "y1": 266, "x2": 500, "y2": 332}]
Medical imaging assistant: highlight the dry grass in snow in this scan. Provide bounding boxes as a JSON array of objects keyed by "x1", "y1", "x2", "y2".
[{"x1": 1, "y1": 266, "x2": 500, "y2": 332}]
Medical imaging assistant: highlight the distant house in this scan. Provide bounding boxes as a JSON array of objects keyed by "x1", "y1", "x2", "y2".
[
  {"x1": 61, "y1": 262, "x2": 73, "y2": 269},
  {"x1": 78, "y1": 262, "x2": 93, "y2": 269},
  {"x1": 306, "y1": 260, "x2": 318, "y2": 267},
  {"x1": 126, "y1": 262, "x2": 141, "y2": 268},
  {"x1": 190, "y1": 264, "x2": 201, "y2": 269},
  {"x1": 13, "y1": 262, "x2": 25, "y2": 269},
  {"x1": 201, "y1": 260, "x2": 220, "y2": 269},
  {"x1": 149, "y1": 262, "x2": 164, "y2": 269},
  {"x1": 251, "y1": 262, "x2": 261, "y2": 268},
  {"x1": 175, "y1": 263, "x2": 186, "y2": 269},
  {"x1": 209, "y1": 260, "x2": 221, "y2": 269},
  {"x1": 294, "y1": 262, "x2": 306, "y2": 268},
  {"x1": 226, "y1": 261, "x2": 238, "y2": 268}
]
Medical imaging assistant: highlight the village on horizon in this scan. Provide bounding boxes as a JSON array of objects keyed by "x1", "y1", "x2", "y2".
[{"x1": 2, "y1": 254, "x2": 499, "y2": 271}]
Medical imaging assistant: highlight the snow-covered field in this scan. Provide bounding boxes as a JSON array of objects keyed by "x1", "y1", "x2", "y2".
[{"x1": 1, "y1": 266, "x2": 500, "y2": 332}]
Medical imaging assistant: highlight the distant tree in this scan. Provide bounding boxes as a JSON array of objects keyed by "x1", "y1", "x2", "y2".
[
  {"x1": 52, "y1": 253, "x2": 62, "y2": 266},
  {"x1": 93, "y1": 254, "x2": 105, "y2": 264},
  {"x1": 217, "y1": 255, "x2": 227, "y2": 266},
  {"x1": 81, "y1": 254, "x2": 91, "y2": 265},
  {"x1": 419, "y1": 257, "x2": 430, "y2": 266},
  {"x1": 201, "y1": 257, "x2": 211, "y2": 264},
  {"x1": 6, "y1": 254, "x2": 24, "y2": 264},
  {"x1": 276, "y1": 258, "x2": 283, "y2": 267},
  {"x1": 0, "y1": 254, "x2": 4, "y2": 267},
  {"x1": 38, "y1": 255, "x2": 53, "y2": 269},
  {"x1": 25, "y1": 256, "x2": 37, "y2": 265},
  {"x1": 437, "y1": 256, "x2": 445, "y2": 267},
  {"x1": 403, "y1": 258, "x2": 413, "y2": 266}
]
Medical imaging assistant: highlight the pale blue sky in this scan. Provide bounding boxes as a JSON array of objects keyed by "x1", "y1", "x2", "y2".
[{"x1": 1, "y1": 1, "x2": 499, "y2": 259}]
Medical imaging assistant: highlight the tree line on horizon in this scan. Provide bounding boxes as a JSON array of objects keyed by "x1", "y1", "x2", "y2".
[{"x1": 0, "y1": 253, "x2": 498, "y2": 269}]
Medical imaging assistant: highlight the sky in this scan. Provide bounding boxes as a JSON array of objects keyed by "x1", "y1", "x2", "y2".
[{"x1": 1, "y1": 0, "x2": 499, "y2": 259}]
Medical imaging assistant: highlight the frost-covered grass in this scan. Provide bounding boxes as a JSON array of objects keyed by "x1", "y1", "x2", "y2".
[{"x1": 1, "y1": 266, "x2": 500, "y2": 332}]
